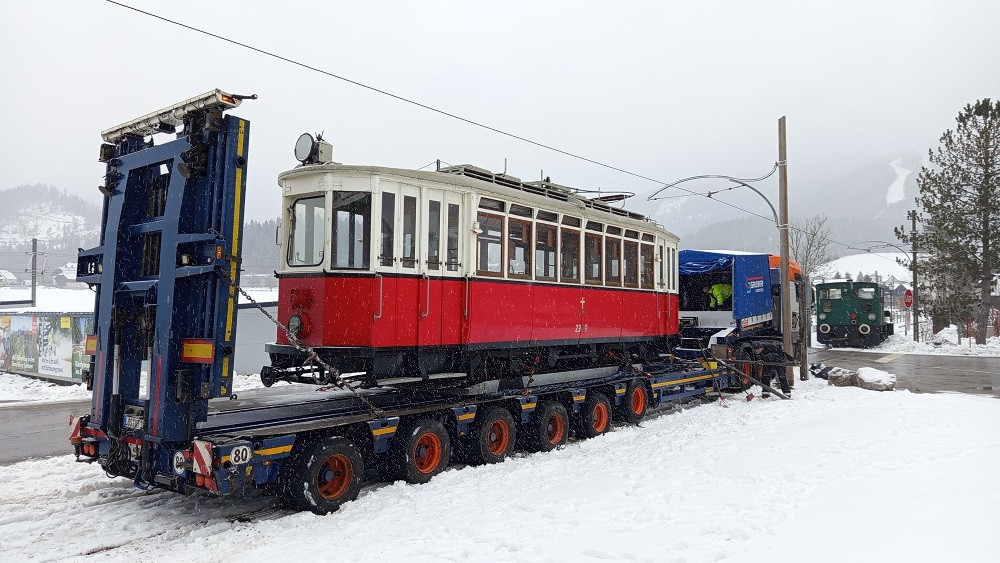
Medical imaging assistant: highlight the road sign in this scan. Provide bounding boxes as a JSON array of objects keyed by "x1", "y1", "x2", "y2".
[{"x1": 903, "y1": 289, "x2": 913, "y2": 308}]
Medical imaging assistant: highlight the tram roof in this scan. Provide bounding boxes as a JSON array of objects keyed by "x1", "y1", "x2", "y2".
[{"x1": 279, "y1": 162, "x2": 676, "y2": 239}]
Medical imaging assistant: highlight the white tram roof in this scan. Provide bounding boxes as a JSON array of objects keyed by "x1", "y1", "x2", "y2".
[{"x1": 278, "y1": 162, "x2": 678, "y2": 241}]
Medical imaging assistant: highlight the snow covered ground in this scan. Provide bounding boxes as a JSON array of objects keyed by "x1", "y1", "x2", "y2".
[
  {"x1": 814, "y1": 323, "x2": 1000, "y2": 357},
  {"x1": 1, "y1": 378, "x2": 996, "y2": 562},
  {"x1": 0, "y1": 372, "x2": 271, "y2": 404},
  {"x1": 0, "y1": 286, "x2": 278, "y2": 313}
]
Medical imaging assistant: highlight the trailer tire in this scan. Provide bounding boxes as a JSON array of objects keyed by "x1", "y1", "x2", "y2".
[
  {"x1": 280, "y1": 435, "x2": 364, "y2": 514},
  {"x1": 614, "y1": 381, "x2": 648, "y2": 425},
  {"x1": 575, "y1": 391, "x2": 612, "y2": 439},
  {"x1": 461, "y1": 406, "x2": 517, "y2": 465},
  {"x1": 519, "y1": 400, "x2": 569, "y2": 453},
  {"x1": 390, "y1": 418, "x2": 451, "y2": 484}
]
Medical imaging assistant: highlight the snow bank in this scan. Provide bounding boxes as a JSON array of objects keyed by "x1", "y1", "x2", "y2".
[
  {"x1": 0, "y1": 286, "x2": 278, "y2": 313},
  {"x1": 0, "y1": 372, "x2": 269, "y2": 405},
  {"x1": 840, "y1": 325, "x2": 1000, "y2": 357},
  {"x1": 1, "y1": 380, "x2": 997, "y2": 561}
]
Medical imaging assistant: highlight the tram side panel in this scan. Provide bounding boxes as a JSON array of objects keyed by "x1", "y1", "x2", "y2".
[
  {"x1": 466, "y1": 278, "x2": 535, "y2": 348},
  {"x1": 581, "y1": 286, "x2": 623, "y2": 341}
]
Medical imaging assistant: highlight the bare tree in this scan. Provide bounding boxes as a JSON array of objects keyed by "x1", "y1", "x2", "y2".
[{"x1": 789, "y1": 214, "x2": 835, "y2": 279}]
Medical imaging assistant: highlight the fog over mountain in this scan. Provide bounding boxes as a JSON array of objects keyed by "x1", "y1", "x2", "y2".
[{"x1": 629, "y1": 151, "x2": 924, "y2": 257}]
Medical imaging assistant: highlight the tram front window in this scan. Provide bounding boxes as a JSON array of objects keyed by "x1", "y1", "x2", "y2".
[
  {"x1": 331, "y1": 192, "x2": 372, "y2": 269},
  {"x1": 288, "y1": 195, "x2": 325, "y2": 267}
]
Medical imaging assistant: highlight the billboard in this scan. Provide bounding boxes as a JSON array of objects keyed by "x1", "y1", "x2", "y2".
[{"x1": 1, "y1": 313, "x2": 90, "y2": 382}]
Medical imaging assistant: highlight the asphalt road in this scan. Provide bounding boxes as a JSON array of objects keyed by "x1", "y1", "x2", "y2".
[
  {"x1": 808, "y1": 347, "x2": 1000, "y2": 398},
  {"x1": 0, "y1": 399, "x2": 89, "y2": 465},
  {"x1": 2, "y1": 349, "x2": 997, "y2": 466}
]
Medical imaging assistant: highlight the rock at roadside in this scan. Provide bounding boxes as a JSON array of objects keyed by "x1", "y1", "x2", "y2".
[
  {"x1": 827, "y1": 369, "x2": 859, "y2": 387},
  {"x1": 856, "y1": 367, "x2": 897, "y2": 391}
]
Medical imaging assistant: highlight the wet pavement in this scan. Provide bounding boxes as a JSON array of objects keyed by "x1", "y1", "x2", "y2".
[{"x1": 808, "y1": 347, "x2": 1000, "y2": 398}]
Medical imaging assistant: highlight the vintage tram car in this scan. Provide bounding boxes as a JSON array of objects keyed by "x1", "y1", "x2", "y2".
[
  {"x1": 815, "y1": 281, "x2": 894, "y2": 348},
  {"x1": 263, "y1": 141, "x2": 680, "y2": 387}
]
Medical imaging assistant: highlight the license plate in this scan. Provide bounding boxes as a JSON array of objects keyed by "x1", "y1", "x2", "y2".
[{"x1": 123, "y1": 415, "x2": 144, "y2": 432}]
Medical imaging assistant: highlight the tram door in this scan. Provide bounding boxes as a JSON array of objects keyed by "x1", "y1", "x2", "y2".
[
  {"x1": 395, "y1": 184, "x2": 421, "y2": 349},
  {"x1": 419, "y1": 188, "x2": 445, "y2": 349}
]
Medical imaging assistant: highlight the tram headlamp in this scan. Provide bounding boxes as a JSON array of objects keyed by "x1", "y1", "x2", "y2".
[
  {"x1": 294, "y1": 133, "x2": 316, "y2": 164},
  {"x1": 818, "y1": 313, "x2": 826, "y2": 320},
  {"x1": 288, "y1": 314, "x2": 304, "y2": 336},
  {"x1": 868, "y1": 313, "x2": 876, "y2": 321}
]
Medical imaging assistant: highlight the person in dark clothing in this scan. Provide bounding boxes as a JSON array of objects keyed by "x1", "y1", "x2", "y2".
[{"x1": 751, "y1": 341, "x2": 791, "y2": 398}]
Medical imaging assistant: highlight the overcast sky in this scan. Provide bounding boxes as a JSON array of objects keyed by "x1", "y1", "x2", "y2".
[{"x1": 2, "y1": 0, "x2": 998, "y2": 222}]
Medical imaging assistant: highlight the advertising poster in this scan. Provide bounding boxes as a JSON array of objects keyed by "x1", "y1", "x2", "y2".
[
  {"x1": 71, "y1": 316, "x2": 94, "y2": 381},
  {"x1": 38, "y1": 315, "x2": 74, "y2": 379},
  {"x1": 0, "y1": 316, "x2": 11, "y2": 372},
  {"x1": 9, "y1": 315, "x2": 38, "y2": 374}
]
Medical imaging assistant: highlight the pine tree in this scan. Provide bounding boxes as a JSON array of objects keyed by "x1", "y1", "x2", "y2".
[{"x1": 897, "y1": 99, "x2": 1000, "y2": 344}]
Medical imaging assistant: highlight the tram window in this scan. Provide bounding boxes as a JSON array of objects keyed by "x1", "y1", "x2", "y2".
[
  {"x1": 535, "y1": 223, "x2": 557, "y2": 281},
  {"x1": 380, "y1": 192, "x2": 395, "y2": 267},
  {"x1": 605, "y1": 237, "x2": 621, "y2": 287},
  {"x1": 658, "y1": 245, "x2": 665, "y2": 289},
  {"x1": 670, "y1": 247, "x2": 677, "y2": 290},
  {"x1": 510, "y1": 204, "x2": 533, "y2": 218},
  {"x1": 402, "y1": 195, "x2": 417, "y2": 268},
  {"x1": 427, "y1": 200, "x2": 441, "y2": 270},
  {"x1": 447, "y1": 203, "x2": 460, "y2": 271},
  {"x1": 479, "y1": 198, "x2": 505, "y2": 212},
  {"x1": 562, "y1": 216, "x2": 581, "y2": 228},
  {"x1": 476, "y1": 212, "x2": 504, "y2": 276},
  {"x1": 560, "y1": 228, "x2": 580, "y2": 283},
  {"x1": 331, "y1": 192, "x2": 371, "y2": 269},
  {"x1": 641, "y1": 233, "x2": 654, "y2": 242},
  {"x1": 586, "y1": 221, "x2": 604, "y2": 232},
  {"x1": 819, "y1": 288, "x2": 842, "y2": 300},
  {"x1": 584, "y1": 233, "x2": 602, "y2": 285},
  {"x1": 287, "y1": 195, "x2": 325, "y2": 267},
  {"x1": 625, "y1": 229, "x2": 639, "y2": 240},
  {"x1": 624, "y1": 240, "x2": 639, "y2": 288},
  {"x1": 606, "y1": 225, "x2": 622, "y2": 236},
  {"x1": 640, "y1": 244, "x2": 654, "y2": 289},
  {"x1": 508, "y1": 218, "x2": 532, "y2": 278},
  {"x1": 537, "y1": 210, "x2": 558, "y2": 222}
]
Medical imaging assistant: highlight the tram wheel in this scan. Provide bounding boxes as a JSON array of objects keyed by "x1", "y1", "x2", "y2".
[
  {"x1": 575, "y1": 391, "x2": 612, "y2": 439},
  {"x1": 280, "y1": 435, "x2": 364, "y2": 514},
  {"x1": 390, "y1": 418, "x2": 451, "y2": 484},
  {"x1": 461, "y1": 407, "x2": 517, "y2": 465},
  {"x1": 519, "y1": 400, "x2": 569, "y2": 453}
]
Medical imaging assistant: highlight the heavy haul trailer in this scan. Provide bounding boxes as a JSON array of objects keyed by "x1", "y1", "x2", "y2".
[{"x1": 68, "y1": 90, "x2": 744, "y2": 514}]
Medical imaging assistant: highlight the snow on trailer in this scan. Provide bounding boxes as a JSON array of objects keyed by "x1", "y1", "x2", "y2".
[{"x1": 69, "y1": 89, "x2": 766, "y2": 515}]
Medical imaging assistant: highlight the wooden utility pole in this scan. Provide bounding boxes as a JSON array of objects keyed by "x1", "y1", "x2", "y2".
[
  {"x1": 909, "y1": 210, "x2": 919, "y2": 342},
  {"x1": 778, "y1": 117, "x2": 796, "y2": 382}
]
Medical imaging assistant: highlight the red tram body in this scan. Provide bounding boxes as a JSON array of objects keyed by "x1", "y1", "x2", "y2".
[{"x1": 264, "y1": 162, "x2": 680, "y2": 386}]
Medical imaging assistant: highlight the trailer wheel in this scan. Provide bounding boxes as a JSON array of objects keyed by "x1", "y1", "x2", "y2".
[
  {"x1": 391, "y1": 418, "x2": 451, "y2": 484},
  {"x1": 280, "y1": 435, "x2": 364, "y2": 514},
  {"x1": 614, "y1": 381, "x2": 648, "y2": 425},
  {"x1": 575, "y1": 391, "x2": 612, "y2": 439},
  {"x1": 519, "y1": 400, "x2": 569, "y2": 453},
  {"x1": 462, "y1": 407, "x2": 517, "y2": 465}
]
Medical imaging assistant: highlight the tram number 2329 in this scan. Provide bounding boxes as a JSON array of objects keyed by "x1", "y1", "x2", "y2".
[{"x1": 574, "y1": 324, "x2": 589, "y2": 333}]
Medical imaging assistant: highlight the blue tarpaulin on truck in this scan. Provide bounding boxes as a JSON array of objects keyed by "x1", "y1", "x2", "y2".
[{"x1": 678, "y1": 250, "x2": 774, "y2": 329}]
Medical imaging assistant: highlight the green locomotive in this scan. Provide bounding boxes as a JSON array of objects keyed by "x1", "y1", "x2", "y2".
[{"x1": 815, "y1": 281, "x2": 894, "y2": 347}]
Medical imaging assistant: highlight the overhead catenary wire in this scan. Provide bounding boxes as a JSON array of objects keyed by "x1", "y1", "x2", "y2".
[{"x1": 102, "y1": 0, "x2": 904, "y2": 268}]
